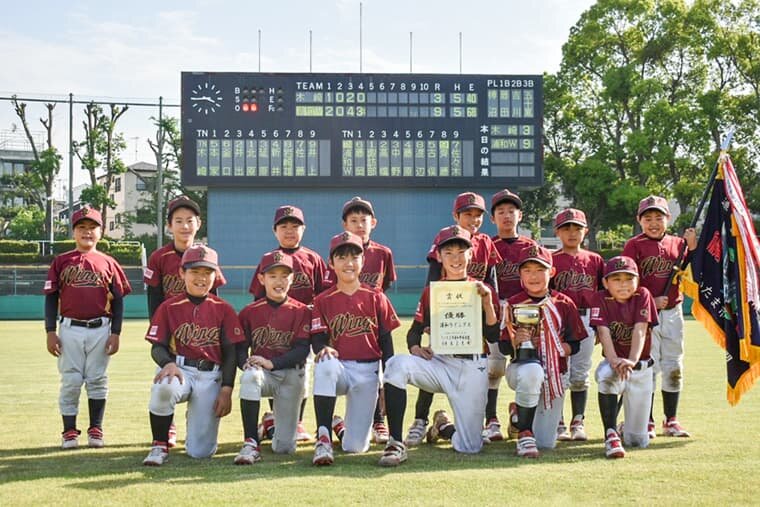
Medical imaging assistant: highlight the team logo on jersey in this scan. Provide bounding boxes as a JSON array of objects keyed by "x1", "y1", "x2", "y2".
[
  {"x1": 553, "y1": 270, "x2": 595, "y2": 291},
  {"x1": 250, "y1": 325, "x2": 294, "y2": 351},
  {"x1": 496, "y1": 261, "x2": 520, "y2": 281},
  {"x1": 174, "y1": 322, "x2": 220, "y2": 348},
  {"x1": 162, "y1": 274, "x2": 185, "y2": 297},
  {"x1": 609, "y1": 321, "x2": 633, "y2": 345},
  {"x1": 330, "y1": 312, "x2": 377, "y2": 337},
  {"x1": 590, "y1": 307, "x2": 600, "y2": 319},
  {"x1": 359, "y1": 271, "x2": 381, "y2": 287},
  {"x1": 59, "y1": 264, "x2": 105, "y2": 288},
  {"x1": 639, "y1": 256, "x2": 673, "y2": 278},
  {"x1": 291, "y1": 271, "x2": 313, "y2": 290}
]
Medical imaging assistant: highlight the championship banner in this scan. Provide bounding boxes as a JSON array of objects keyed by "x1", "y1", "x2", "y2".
[
  {"x1": 682, "y1": 154, "x2": 760, "y2": 405},
  {"x1": 429, "y1": 281, "x2": 483, "y2": 354}
]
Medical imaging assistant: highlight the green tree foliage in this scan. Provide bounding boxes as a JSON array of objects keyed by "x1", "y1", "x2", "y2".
[{"x1": 7, "y1": 206, "x2": 45, "y2": 240}]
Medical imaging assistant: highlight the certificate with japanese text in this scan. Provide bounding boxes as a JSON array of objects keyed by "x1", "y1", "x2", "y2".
[{"x1": 430, "y1": 281, "x2": 483, "y2": 354}]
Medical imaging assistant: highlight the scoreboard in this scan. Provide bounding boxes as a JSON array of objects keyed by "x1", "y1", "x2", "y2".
[{"x1": 181, "y1": 72, "x2": 543, "y2": 188}]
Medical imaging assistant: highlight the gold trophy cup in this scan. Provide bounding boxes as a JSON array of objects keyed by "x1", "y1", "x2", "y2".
[{"x1": 511, "y1": 304, "x2": 542, "y2": 362}]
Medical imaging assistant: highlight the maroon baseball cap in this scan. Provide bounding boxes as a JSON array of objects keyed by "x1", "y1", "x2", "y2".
[
  {"x1": 273, "y1": 205, "x2": 305, "y2": 226},
  {"x1": 167, "y1": 195, "x2": 201, "y2": 220},
  {"x1": 181, "y1": 244, "x2": 219, "y2": 271},
  {"x1": 342, "y1": 196, "x2": 375, "y2": 219},
  {"x1": 554, "y1": 208, "x2": 587, "y2": 228},
  {"x1": 329, "y1": 231, "x2": 364, "y2": 256},
  {"x1": 452, "y1": 192, "x2": 486, "y2": 214},
  {"x1": 259, "y1": 250, "x2": 294, "y2": 273},
  {"x1": 637, "y1": 195, "x2": 670, "y2": 217},
  {"x1": 434, "y1": 225, "x2": 472, "y2": 249},
  {"x1": 518, "y1": 245, "x2": 553, "y2": 268},
  {"x1": 604, "y1": 256, "x2": 639, "y2": 278},
  {"x1": 490, "y1": 188, "x2": 523, "y2": 214},
  {"x1": 72, "y1": 206, "x2": 103, "y2": 227}
]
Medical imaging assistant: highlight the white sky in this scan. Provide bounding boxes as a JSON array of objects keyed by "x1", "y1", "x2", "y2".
[{"x1": 0, "y1": 0, "x2": 595, "y2": 194}]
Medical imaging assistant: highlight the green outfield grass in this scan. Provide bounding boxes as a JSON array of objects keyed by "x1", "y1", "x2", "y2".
[{"x1": 1, "y1": 319, "x2": 759, "y2": 506}]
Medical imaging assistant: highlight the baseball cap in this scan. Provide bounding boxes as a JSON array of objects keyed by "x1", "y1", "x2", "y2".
[
  {"x1": 342, "y1": 196, "x2": 375, "y2": 219},
  {"x1": 273, "y1": 205, "x2": 305, "y2": 226},
  {"x1": 637, "y1": 195, "x2": 670, "y2": 217},
  {"x1": 329, "y1": 231, "x2": 364, "y2": 256},
  {"x1": 72, "y1": 206, "x2": 103, "y2": 227},
  {"x1": 181, "y1": 244, "x2": 219, "y2": 271},
  {"x1": 453, "y1": 192, "x2": 486, "y2": 214},
  {"x1": 490, "y1": 188, "x2": 523, "y2": 214},
  {"x1": 167, "y1": 195, "x2": 201, "y2": 220},
  {"x1": 604, "y1": 256, "x2": 639, "y2": 278},
  {"x1": 258, "y1": 250, "x2": 294, "y2": 273},
  {"x1": 517, "y1": 245, "x2": 553, "y2": 268},
  {"x1": 434, "y1": 225, "x2": 472, "y2": 249},
  {"x1": 554, "y1": 208, "x2": 587, "y2": 228}
]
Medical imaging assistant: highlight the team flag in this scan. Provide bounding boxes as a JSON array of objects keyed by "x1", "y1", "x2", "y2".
[{"x1": 682, "y1": 153, "x2": 760, "y2": 405}]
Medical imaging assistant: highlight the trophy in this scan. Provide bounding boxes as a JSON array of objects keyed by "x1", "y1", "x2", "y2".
[{"x1": 511, "y1": 303, "x2": 542, "y2": 362}]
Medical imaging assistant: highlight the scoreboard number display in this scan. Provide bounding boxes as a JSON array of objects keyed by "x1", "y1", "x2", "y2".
[{"x1": 181, "y1": 72, "x2": 543, "y2": 188}]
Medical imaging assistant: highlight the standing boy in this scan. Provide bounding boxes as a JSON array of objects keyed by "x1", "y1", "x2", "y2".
[
  {"x1": 622, "y1": 196, "x2": 697, "y2": 437},
  {"x1": 44, "y1": 206, "x2": 132, "y2": 449},
  {"x1": 310, "y1": 232, "x2": 400, "y2": 466},
  {"x1": 235, "y1": 251, "x2": 311, "y2": 464},
  {"x1": 379, "y1": 225, "x2": 501, "y2": 467},
  {"x1": 550, "y1": 208, "x2": 604, "y2": 441},
  {"x1": 590, "y1": 256, "x2": 659, "y2": 458},
  {"x1": 143, "y1": 245, "x2": 244, "y2": 466}
]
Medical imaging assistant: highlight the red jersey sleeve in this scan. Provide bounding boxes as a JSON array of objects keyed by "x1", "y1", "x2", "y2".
[
  {"x1": 110, "y1": 258, "x2": 132, "y2": 297},
  {"x1": 146, "y1": 301, "x2": 171, "y2": 345},
  {"x1": 310, "y1": 299, "x2": 328, "y2": 335},
  {"x1": 375, "y1": 291, "x2": 401, "y2": 333},
  {"x1": 43, "y1": 257, "x2": 61, "y2": 294},
  {"x1": 294, "y1": 305, "x2": 312, "y2": 343},
  {"x1": 221, "y1": 303, "x2": 245, "y2": 344},
  {"x1": 144, "y1": 249, "x2": 162, "y2": 287}
]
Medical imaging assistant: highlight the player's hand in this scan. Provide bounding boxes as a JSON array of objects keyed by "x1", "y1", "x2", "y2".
[
  {"x1": 475, "y1": 281, "x2": 491, "y2": 300},
  {"x1": 105, "y1": 334, "x2": 120, "y2": 355},
  {"x1": 410, "y1": 345, "x2": 434, "y2": 360},
  {"x1": 247, "y1": 355, "x2": 274, "y2": 370},
  {"x1": 615, "y1": 358, "x2": 635, "y2": 381},
  {"x1": 315, "y1": 346, "x2": 339, "y2": 362},
  {"x1": 513, "y1": 327, "x2": 533, "y2": 347},
  {"x1": 654, "y1": 296, "x2": 668, "y2": 310},
  {"x1": 214, "y1": 386, "x2": 233, "y2": 417},
  {"x1": 46, "y1": 332, "x2": 61, "y2": 357},
  {"x1": 683, "y1": 227, "x2": 697, "y2": 250},
  {"x1": 154, "y1": 362, "x2": 184, "y2": 384}
]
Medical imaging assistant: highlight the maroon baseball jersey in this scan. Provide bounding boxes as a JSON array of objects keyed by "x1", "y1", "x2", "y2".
[
  {"x1": 506, "y1": 290, "x2": 588, "y2": 372},
  {"x1": 324, "y1": 240, "x2": 397, "y2": 291},
  {"x1": 427, "y1": 232, "x2": 502, "y2": 282},
  {"x1": 311, "y1": 284, "x2": 400, "y2": 361},
  {"x1": 144, "y1": 243, "x2": 226, "y2": 298},
  {"x1": 551, "y1": 249, "x2": 605, "y2": 309},
  {"x1": 589, "y1": 286, "x2": 658, "y2": 361},
  {"x1": 44, "y1": 250, "x2": 132, "y2": 320},
  {"x1": 238, "y1": 297, "x2": 311, "y2": 360},
  {"x1": 492, "y1": 235, "x2": 537, "y2": 299},
  {"x1": 623, "y1": 233, "x2": 686, "y2": 307},
  {"x1": 146, "y1": 294, "x2": 244, "y2": 365},
  {"x1": 249, "y1": 246, "x2": 328, "y2": 305}
]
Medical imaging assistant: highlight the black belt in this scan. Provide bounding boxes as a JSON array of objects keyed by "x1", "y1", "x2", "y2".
[
  {"x1": 64, "y1": 317, "x2": 105, "y2": 328},
  {"x1": 633, "y1": 358, "x2": 655, "y2": 371},
  {"x1": 578, "y1": 308, "x2": 588, "y2": 316},
  {"x1": 452, "y1": 353, "x2": 487, "y2": 360},
  {"x1": 183, "y1": 359, "x2": 219, "y2": 371},
  {"x1": 355, "y1": 358, "x2": 381, "y2": 363}
]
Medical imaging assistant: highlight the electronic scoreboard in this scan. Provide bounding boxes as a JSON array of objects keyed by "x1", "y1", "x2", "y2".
[{"x1": 181, "y1": 72, "x2": 543, "y2": 188}]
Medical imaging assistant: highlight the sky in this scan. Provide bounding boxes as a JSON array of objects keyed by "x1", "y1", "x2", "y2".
[{"x1": 0, "y1": 0, "x2": 596, "y2": 195}]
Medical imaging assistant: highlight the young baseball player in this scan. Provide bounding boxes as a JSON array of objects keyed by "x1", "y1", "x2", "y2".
[
  {"x1": 310, "y1": 231, "x2": 400, "y2": 466},
  {"x1": 550, "y1": 208, "x2": 604, "y2": 441},
  {"x1": 590, "y1": 256, "x2": 659, "y2": 458},
  {"x1": 622, "y1": 196, "x2": 697, "y2": 438},
  {"x1": 143, "y1": 195, "x2": 226, "y2": 447},
  {"x1": 142, "y1": 245, "x2": 244, "y2": 466},
  {"x1": 249, "y1": 205, "x2": 329, "y2": 442},
  {"x1": 234, "y1": 250, "x2": 311, "y2": 464},
  {"x1": 44, "y1": 206, "x2": 132, "y2": 449},
  {"x1": 406, "y1": 192, "x2": 502, "y2": 446},
  {"x1": 379, "y1": 225, "x2": 501, "y2": 466},
  {"x1": 503, "y1": 245, "x2": 587, "y2": 458}
]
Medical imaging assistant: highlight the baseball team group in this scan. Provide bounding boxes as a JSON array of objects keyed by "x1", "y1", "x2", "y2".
[{"x1": 43, "y1": 187, "x2": 697, "y2": 467}]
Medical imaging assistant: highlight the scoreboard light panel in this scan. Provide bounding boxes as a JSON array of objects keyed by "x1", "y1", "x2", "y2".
[{"x1": 182, "y1": 72, "x2": 543, "y2": 188}]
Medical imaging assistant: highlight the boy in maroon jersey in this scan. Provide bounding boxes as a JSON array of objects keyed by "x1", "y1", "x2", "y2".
[
  {"x1": 503, "y1": 245, "x2": 587, "y2": 458},
  {"x1": 590, "y1": 256, "x2": 659, "y2": 458},
  {"x1": 406, "y1": 192, "x2": 502, "y2": 445},
  {"x1": 234, "y1": 251, "x2": 311, "y2": 464},
  {"x1": 248, "y1": 205, "x2": 329, "y2": 441},
  {"x1": 310, "y1": 232, "x2": 400, "y2": 466},
  {"x1": 143, "y1": 245, "x2": 244, "y2": 466},
  {"x1": 44, "y1": 206, "x2": 131, "y2": 449},
  {"x1": 622, "y1": 196, "x2": 697, "y2": 438},
  {"x1": 550, "y1": 208, "x2": 604, "y2": 441}
]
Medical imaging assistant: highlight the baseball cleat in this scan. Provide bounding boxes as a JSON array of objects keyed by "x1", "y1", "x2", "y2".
[
  {"x1": 605, "y1": 429, "x2": 626, "y2": 458},
  {"x1": 295, "y1": 421, "x2": 312, "y2": 442},
  {"x1": 234, "y1": 438, "x2": 262, "y2": 465},
  {"x1": 372, "y1": 422, "x2": 390, "y2": 444},
  {"x1": 87, "y1": 426, "x2": 104, "y2": 448},
  {"x1": 312, "y1": 429, "x2": 334, "y2": 466},
  {"x1": 426, "y1": 410, "x2": 452, "y2": 444},
  {"x1": 556, "y1": 419, "x2": 571, "y2": 441},
  {"x1": 61, "y1": 429, "x2": 80, "y2": 450},
  {"x1": 404, "y1": 419, "x2": 427, "y2": 446},
  {"x1": 331, "y1": 415, "x2": 346, "y2": 442},
  {"x1": 378, "y1": 438, "x2": 408, "y2": 467},
  {"x1": 507, "y1": 402, "x2": 519, "y2": 440},
  {"x1": 662, "y1": 417, "x2": 690, "y2": 437},
  {"x1": 143, "y1": 442, "x2": 169, "y2": 466},
  {"x1": 167, "y1": 423, "x2": 177, "y2": 448},
  {"x1": 485, "y1": 417, "x2": 504, "y2": 441},
  {"x1": 516, "y1": 430, "x2": 539, "y2": 458},
  {"x1": 258, "y1": 412, "x2": 275, "y2": 442},
  {"x1": 569, "y1": 415, "x2": 588, "y2": 441},
  {"x1": 648, "y1": 421, "x2": 657, "y2": 439}
]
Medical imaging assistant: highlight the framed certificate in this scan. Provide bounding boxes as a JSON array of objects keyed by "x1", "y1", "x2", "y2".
[{"x1": 429, "y1": 281, "x2": 483, "y2": 354}]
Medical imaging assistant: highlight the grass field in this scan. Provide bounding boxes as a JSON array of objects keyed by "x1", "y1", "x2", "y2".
[{"x1": 1, "y1": 319, "x2": 759, "y2": 506}]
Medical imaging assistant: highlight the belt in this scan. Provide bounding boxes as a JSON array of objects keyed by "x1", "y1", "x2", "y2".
[
  {"x1": 578, "y1": 308, "x2": 588, "y2": 316},
  {"x1": 633, "y1": 358, "x2": 655, "y2": 371},
  {"x1": 452, "y1": 353, "x2": 487, "y2": 361},
  {"x1": 62, "y1": 316, "x2": 106, "y2": 328},
  {"x1": 354, "y1": 358, "x2": 381, "y2": 363},
  {"x1": 178, "y1": 357, "x2": 220, "y2": 372}
]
